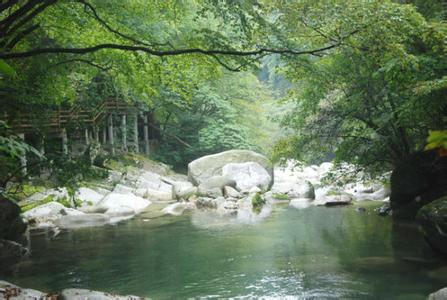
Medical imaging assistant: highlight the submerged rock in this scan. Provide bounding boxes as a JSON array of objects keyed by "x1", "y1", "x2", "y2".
[
  {"x1": 416, "y1": 195, "x2": 447, "y2": 254},
  {"x1": 187, "y1": 149, "x2": 273, "y2": 186},
  {"x1": 162, "y1": 202, "x2": 195, "y2": 216},
  {"x1": 55, "y1": 213, "x2": 111, "y2": 229}
]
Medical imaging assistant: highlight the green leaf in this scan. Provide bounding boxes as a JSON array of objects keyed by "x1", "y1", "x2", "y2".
[{"x1": 0, "y1": 59, "x2": 16, "y2": 77}]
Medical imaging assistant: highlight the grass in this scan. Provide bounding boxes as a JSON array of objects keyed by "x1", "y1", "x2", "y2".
[{"x1": 272, "y1": 193, "x2": 290, "y2": 200}]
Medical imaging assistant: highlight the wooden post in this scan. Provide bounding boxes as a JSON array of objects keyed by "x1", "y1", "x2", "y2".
[
  {"x1": 133, "y1": 113, "x2": 139, "y2": 153},
  {"x1": 93, "y1": 126, "x2": 99, "y2": 143},
  {"x1": 121, "y1": 114, "x2": 127, "y2": 152},
  {"x1": 84, "y1": 128, "x2": 89, "y2": 145},
  {"x1": 18, "y1": 133, "x2": 27, "y2": 176},
  {"x1": 143, "y1": 113, "x2": 150, "y2": 155},
  {"x1": 108, "y1": 113, "x2": 115, "y2": 155},
  {"x1": 61, "y1": 128, "x2": 68, "y2": 155},
  {"x1": 102, "y1": 127, "x2": 107, "y2": 145}
]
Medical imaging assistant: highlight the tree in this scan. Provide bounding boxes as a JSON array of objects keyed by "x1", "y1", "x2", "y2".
[{"x1": 274, "y1": 1, "x2": 447, "y2": 172}]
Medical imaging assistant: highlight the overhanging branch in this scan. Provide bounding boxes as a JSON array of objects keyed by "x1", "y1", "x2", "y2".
[{"x1": 0, "y1": 42, "x2": 340, "y2": 60}]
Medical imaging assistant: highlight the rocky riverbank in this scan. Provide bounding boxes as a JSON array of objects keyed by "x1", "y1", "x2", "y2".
[{"x1": 15, "y1": 150, "x2": 391, "y2": 231}]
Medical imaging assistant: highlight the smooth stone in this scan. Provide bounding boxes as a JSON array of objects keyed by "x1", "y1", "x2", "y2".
[
  {"x1": 172, "y1": 181, "x2": 194, "y2": 199},
  {"x1": 61, "y1": 288, "x2": 145, "y2": 300},
  {"x1": 145, "y1": 188, "x2": 173, "y2": 201},
  {"x1": 188, "y1": 149, "x2": 273, "y2": 185},
  {"x1": 222, "y1": 162, "x2": 272, "y2": 193},
  {"x1": 23, "y1": 202, "x2": 84, "y2": 225},
  {"x1": 197, "y1": 186, "x2": 223, "y2": 198},
  {"x1": 113, "y1": 184, "x2": 134, "y2": 194},
  {"x1": 94, "y1": 193, "x2": 151, "y2": 214},
  {"x1": 75, "y1": 187, "x2": 104, "y2": 208},
  {"x1": 223, "y1": 186, "x2": 241, "y2": 198}
]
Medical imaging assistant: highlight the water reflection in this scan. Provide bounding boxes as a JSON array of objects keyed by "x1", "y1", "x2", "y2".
[{"x1": 3, "y1": 204, "x2": 447, "y2": 298}]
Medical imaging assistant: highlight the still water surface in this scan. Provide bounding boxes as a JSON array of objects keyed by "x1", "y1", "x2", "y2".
[{"x1": 3, "y1": 203, "x2": 446, "y2": 299}]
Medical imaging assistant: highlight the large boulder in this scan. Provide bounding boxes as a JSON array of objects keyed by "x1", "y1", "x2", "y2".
[
  {"x1": 416, "y1": 195, "x2": 447, "y2": 255},
  {"x1": 0, "y1": 197, "x2": 26, "y2": 241},
  {"x1": 188, "y1": 150, "x2": 273, "y2": 186},
  {"x1": 222, "y1": 162, "x2": 272, "y2": 193},
  {"x1": 390, "y1": 150, "x2": 447, "y2": 219}
]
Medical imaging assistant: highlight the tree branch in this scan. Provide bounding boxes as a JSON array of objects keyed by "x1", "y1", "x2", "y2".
[
  {"x1": 52, "y1": 58, "x2": 111, "y2": 71},
  {"x1": 0, "y1": 42, "x2": 340, "y2": 60}
]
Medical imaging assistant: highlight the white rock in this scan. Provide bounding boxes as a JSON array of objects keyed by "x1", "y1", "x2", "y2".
[
  {"x1": 94, "y1": 193, "x2": 151, "y2": 214},
  {"x1": 113, "y1": 184, "x2": 134, "y2": 194},
  {"x1": 23, "y1": 202, "x2": 84, "y2": 226},
  {"x1": 222, "y1": 162, "x2": 272, "y2": 193},
  {"x1": 162, "y1": 202, "x2": 194, "y2": 216},
  {"x1": 146, "y1": 188, "x2": 173, "y2": 201},
  {"x1": 198, "y1": 186, "x2": 223, "y2": 198},
  {"x1": 26, "y1": 187, "x2": 68, "y2": 202},
  {"x1": 288, "y1": 180, "x2": 315, "y2": 199},
  {"x1": 223, "y1": 186, "x2": 241, "y2": 198},
  {"x1": 0, "y1": 281, "x2": 47, "y2": 299},
  {"x1": 429, "y1": 287, "x2": 447, "y2": 300},
  {"x1": 75, "y1": 187, "x2": 104, "y2": 209},
  {"x1": 172, "y1": 181, "x2": 194, "y2": 199},
  {"x1": 61, "y1": 288, "x2": 143, "y2": 300},
  {"x1": 249, "y1": 186, "x2": 262, "y2": 194},
  {"x1": 188, "y1": 149, "x2": 273, "y2": 185}
]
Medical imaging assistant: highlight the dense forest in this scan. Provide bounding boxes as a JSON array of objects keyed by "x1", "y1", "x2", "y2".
[{"x1": 1, "y1": 1, "x2": 447, "y2": 299}]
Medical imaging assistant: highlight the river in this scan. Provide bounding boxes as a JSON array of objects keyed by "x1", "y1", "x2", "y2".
[{"x1": 2, "y1": 202, "x2": 446, "y2": 299}]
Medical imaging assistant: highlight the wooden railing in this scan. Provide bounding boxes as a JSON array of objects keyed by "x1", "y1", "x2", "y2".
[{"x1": 2, "y1": 99, "x2": 137, "y2": 132}]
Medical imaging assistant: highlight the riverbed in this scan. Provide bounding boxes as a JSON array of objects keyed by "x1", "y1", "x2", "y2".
[{"x1": 2, "y1": 203, "x2": 446, "y2": 299}]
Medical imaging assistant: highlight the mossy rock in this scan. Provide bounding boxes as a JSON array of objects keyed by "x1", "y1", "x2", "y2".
[{"x1": 416, "y1": 195, "x2": 447, "y2": 255}]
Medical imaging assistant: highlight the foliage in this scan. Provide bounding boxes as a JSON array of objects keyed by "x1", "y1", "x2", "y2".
[
  {"x1": 425, "y1": 130, "x2": 447, "y2": 151},
  {"x1": 272, "y1": 193, "x2": 290, "y2": 200},
  {"x1": 252, "y1": 192, "x2": 266, "y2": 214},
  {"x1": 274, "y1": 1, "x2": 447, "y2": 172}
]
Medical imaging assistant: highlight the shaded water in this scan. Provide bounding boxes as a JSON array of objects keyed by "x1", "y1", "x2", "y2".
[{"x1": 3, "y1": 203, "x2": 446, "y2": 299}]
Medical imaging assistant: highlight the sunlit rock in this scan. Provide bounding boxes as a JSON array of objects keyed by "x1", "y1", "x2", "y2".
[
  {"x1": 23, "y1": 202, "x2": 84, "y2": 227},
  {"x1": 75, "y1": 187, "x2": 104, "y2": 211},
  {"x1": 94, "y1": 193, "x2": 151, "y2": 214},
  {"x1": 222, "y1": 162, "x2": 272, "y2": 193},
  {"x1": 188, "y1": 149, "x2": 273, "y2": 185}
]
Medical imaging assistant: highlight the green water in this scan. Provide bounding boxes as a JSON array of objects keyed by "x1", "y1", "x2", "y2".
[{"x1": 3, "y1": 204, "x2": 447, "y2": 299}]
